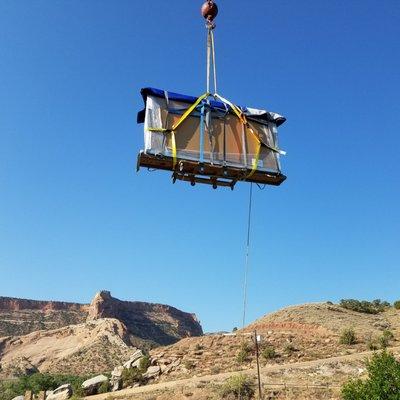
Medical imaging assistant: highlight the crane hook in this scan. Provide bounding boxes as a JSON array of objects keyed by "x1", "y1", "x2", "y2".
[{"x1": 201, "y1": 1, "x2": 218, "y2": 28}]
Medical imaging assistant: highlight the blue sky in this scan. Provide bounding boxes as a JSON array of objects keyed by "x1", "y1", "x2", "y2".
[{"x1": 0, "y1": 0, "x2": 399, "y2": 333}]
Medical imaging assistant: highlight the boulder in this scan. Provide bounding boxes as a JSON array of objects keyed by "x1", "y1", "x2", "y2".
[
  {"x1": 131, "y1": 356, "x2": 144, "y2": 369},
  {"x1": 110, "y1": 365, "x2": 124, "y2": 392},
  {"x1": 142, "y1": 365, "x2": 161, "y2": 379},
  {"x1": 46, "y1": 384, "x2": 72, "y2": 400},
  {"x1": 82, "y1": 375, "x2": 109, "y2": 396},
  {"x1": 123, "y1": 349, "x2": 143, "y2": 369},
  {"x1": 11, "y1": 397, "x2": 24, "y2": 400},
  {"x1": 171, "y1": 359, "x2": 181, "y2": 368}
]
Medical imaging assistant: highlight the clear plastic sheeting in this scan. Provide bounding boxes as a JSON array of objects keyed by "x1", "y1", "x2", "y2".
[{"x1": 140, "y1": 88, "x2": 286, "y2": 174}]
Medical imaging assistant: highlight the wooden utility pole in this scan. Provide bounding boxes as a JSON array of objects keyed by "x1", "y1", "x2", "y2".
[{"x1": 254, "y1": 330, "x2": 262, "y2": 399}]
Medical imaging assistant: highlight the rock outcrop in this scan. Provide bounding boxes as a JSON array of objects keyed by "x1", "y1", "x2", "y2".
[{"x1": 87, "y1": 291, "x2": 203, "y2": 345}]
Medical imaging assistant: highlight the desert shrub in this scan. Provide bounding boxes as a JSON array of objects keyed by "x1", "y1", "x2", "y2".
[
  {"x1": 261, "y1": 345, "x2": 277, "y2": 360},
  {"x1": 232, "y1": 327, "x2": 238, "y2": 332},
  {"x1": 121, "y1": 368, "x2": 144, "y2": 388},
  {"x1": 236, "y1": 343, "x2": 253, "y2": 364},
  {"x1": 394, "y1": 300, "x2": 400, "y2": 310},
  {"x1": 379, "y1": 330, "x2": 394, "y2": 349},
  {"x1": 211, "y1": 366, "x2": 221, "y2": 374},
  {"x1": 366, "y1": 337, "x2": 379, "y2": 351},
  {"x1": 284, "y1": 344, "x2": 298, "y2": 354},
  {"x1": 184, "y1": 360, "x2": 196, "y2": 370},
  {"x1": 342, "y1": 351, "x2": 400, "y2": 400},
  {"x1": 219, "y1": 374, "x2": 255, "y2": 399},
  {"x1": 139, "y1": 355, "x2": 151, "y2": 372},
  {"x1": 97, "y1": 380, "x2": 110, "y2": 394},
  {"x1": 194, "y1": 343, "x2": 204, "y2": 351},
  {"x1": 340, "y1": 299, "x2": 390, "y2": 314},
  {"x1": 340, "y1": 328, "x2": 357, "y2": 345}
]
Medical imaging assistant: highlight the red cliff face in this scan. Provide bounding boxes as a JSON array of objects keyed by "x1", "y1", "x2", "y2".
[
  {"x1": 87, "y1": 291, "x2": 203, "y2": 345},
  {"x1": 0, "y1": 296, "x2": 88, "y2": 337},
  {"x1": 0, "y1": 297, "x2": 87, "y2": 312},
  {"x1": 0, "y1": 292, "x2": 203, "y2": 346}
]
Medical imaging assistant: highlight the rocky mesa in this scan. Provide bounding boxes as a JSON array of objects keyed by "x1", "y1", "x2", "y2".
[
  {"x1": 0, "y1": 291, "x2": 202, "y2": 346},
  {"x1": 87, "y1": 291, "x2": 203, "y2": 345}
]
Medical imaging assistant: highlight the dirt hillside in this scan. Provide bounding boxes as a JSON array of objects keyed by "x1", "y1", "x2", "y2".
[
  {"x1": 147, "y1": 302, "x2": 400, "y2": 382},
  {"x1": 0, "y1": 318, "x2": 133, "y2": 376}
]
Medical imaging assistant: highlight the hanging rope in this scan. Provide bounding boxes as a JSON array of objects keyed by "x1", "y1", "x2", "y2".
[{"x1": 242, "y1": 182, "x2": 253, "y2": 329}]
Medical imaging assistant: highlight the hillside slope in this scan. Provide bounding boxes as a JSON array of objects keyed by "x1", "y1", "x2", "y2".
[
  {"x1": 0, "y1": 318, "x2": 133, "y2": 376},
  {"x1": 147, "y1": 302, "x2": 400, "y2": 382}
]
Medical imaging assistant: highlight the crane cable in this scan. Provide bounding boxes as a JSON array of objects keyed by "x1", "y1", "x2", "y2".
[
  {"x1": 206, "y1": 28, "x2": 217, "y2": 94},
  {"x1": 242, "y1": 182, "x2": 253, "y2": 329},
  {"x1": 202, "y1": 1, "x2": 256, "y2": 330}
]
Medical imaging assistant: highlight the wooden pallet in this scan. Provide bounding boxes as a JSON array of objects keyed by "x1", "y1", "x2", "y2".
[{"x1": 137, "y1": 152, "x2": 286, "y2": 189}]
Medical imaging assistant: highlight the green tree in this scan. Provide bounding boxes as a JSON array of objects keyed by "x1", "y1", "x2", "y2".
[{"x1": 342, "y1": 351, "x2": 400, "y2": 400}]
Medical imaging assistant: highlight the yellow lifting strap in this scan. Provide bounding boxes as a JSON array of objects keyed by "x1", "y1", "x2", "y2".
[
  {"x1": 246, "y1": 126, "x2": 261, "y2": 179},
  {"x1": 171, "y1": 130, "x2": 177, "y2": 169},
  {"x1": 214, "y1": 93, "x2": 247, "y2": 125},
  {"x1": 148, "y1": 92, "x2": 210, "y2": 169},
  {"x1": 215, "y1": 94, "x2": 262, "y2": 180},
  {"x1": 169, "y1": 92, "x2": 209, "y2": 168},
  {"x1": 171, "y1": 92, "x2": 210, "y2": 131}
]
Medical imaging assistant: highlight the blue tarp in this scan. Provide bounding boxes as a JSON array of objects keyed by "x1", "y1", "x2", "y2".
[{"x1": 137, "y1": 87, "x2": 286, "y2": 126}]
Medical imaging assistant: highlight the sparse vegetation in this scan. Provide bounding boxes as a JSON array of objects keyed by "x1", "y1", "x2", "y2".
[
  {"x1": 379, "y1": 330, "x2": 394, "y2": 349},
  {"x1": 340, "y1": 328, "x2": 357, "y2": 345},
  {"x1": 261, "y1": 345, "x2": 277, "y2": 360},
  {"x1": 184, "y1": 360, "x2": 196, "y2": 370},
  {"x1": 98, "y1": 380, "x2": 110, "y2": 394},
  {"x1": 339, "y1": 299, "x2": 390, "y2": 314},
  {"x1": 236, "y1": 343, "x2": 253, "y2": 364},
  {"x1": 211, "y1": 366, "x2": 221, "y2": 374},
  {"x1": 139, "y1": 355, "x2": 151, "y2": 372},
  {"x1": 219, "y1": 374, "x2": 255, "y2": 399},
  {"x1": 121, "y1": 367, "x2": 144, "y2": 388},
  {"x1": 366, "y1": 336, "x2": 379, "y2": 351},
  {"x1": 284, "y1": 343, "x2": 298, "y2": 354},
  {"x1": 69, "y1": 396, "x2": 83, "y2": 400},
  {"x1": 394, "y1": 300, "x2": 400, "y2": 310},
  {"x1": 342, "y1": 351, "x2": 400, "y2": 400}
]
